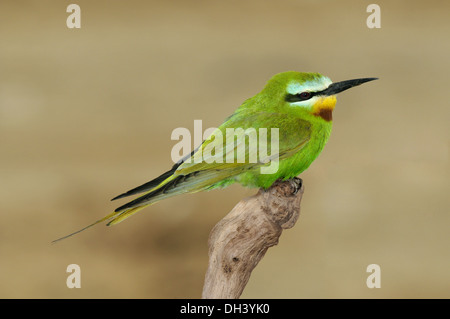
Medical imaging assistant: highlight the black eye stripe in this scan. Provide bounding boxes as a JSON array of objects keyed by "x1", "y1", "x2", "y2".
[{"x1": 285, "y1": 91, "x2": 318, "y2": 102}]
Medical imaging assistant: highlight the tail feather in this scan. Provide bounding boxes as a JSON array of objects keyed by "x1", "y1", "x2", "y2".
[
  {"x1": 111, "y1": 167, "x2": 176, "y2": 201},
  {"x1": 113, "y1": 174, "x2": 184, "y2": 213},
  {"x1": 52, "y1": 166, "x2": 245, "y2": 243},
  {"x1": 107, "y1": 205, "x2": 150, "y2": 226},
  {"x1": 51, "y1": 210, "x2": 119, "y2": 243},
  {"x1": 113, "y1": 168, "x2": 242, "y2": 213},
  {"x1": 111, "y1": 147, "x2": 201, "y2": 201}
]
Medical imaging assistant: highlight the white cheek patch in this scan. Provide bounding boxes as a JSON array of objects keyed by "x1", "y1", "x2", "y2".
[{"x1": 289, "y1": 96, "x2": 320, "y2": 109}]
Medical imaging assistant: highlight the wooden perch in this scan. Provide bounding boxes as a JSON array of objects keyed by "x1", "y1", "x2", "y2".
[{"x1": 202, "y1": 177, "x2": 304, "y2": 299}]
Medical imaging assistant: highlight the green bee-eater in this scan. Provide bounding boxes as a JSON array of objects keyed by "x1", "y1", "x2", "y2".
[{"x1": 54, "y1": 71, "x2": 376, "y2": 242}]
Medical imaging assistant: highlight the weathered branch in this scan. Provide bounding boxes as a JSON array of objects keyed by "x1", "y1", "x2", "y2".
[{"x1": 202, "y1": 177, "x2": 304, "y2": 299}]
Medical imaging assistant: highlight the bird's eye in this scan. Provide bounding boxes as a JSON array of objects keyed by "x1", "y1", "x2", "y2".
[
  {"x1": 298, "y1": 92, "x2": 311, "y2": 100},
  {"x1": 285, "y1": 91, "x2": 314, "y2": 103}
]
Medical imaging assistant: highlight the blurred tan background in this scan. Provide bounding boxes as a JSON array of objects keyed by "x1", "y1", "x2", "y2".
[{"x1": 0, "y1": 0, "x2": 448, "y2": 298}]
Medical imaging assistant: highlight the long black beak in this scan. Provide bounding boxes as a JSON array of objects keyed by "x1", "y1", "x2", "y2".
[{"x1": 320, "y1": 77, "x2": 378, "y2": 96}]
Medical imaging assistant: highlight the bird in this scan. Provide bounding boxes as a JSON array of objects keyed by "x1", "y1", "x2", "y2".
[{"x1": 53, "y1": 71, "x2": 377, "y2": 242}]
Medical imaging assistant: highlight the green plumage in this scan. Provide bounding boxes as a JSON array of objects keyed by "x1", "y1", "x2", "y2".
[
  {"x1": 53, "y1": 71, "x2": 377, "y2": 242},
  {"x1": 113, "y1": 72, "x2": 332, "y2": 212}
]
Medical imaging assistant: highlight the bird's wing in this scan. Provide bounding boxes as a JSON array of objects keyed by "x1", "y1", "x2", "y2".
[
  {"x1": 174, "y1": 111, "x2": 311, "y2": 176},
  {"x1": 113, "y1": 112, "x2": 311, "y2": 213},
  {"x1": 112, "y1": 109, "x2": 313, "y2": 203}
]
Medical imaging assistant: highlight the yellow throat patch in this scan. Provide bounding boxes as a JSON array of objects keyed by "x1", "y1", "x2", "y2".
[{"x1": 312, "y1": 96, "x2": 336, "y2": 121}]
